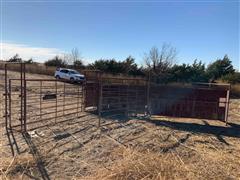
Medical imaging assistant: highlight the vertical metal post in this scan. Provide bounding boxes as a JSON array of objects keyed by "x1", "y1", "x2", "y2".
[
  {"x1": 63, "y1": 82, "x2": 65, "y2": 116},
  {"x1": 225, "y1": 89, "x2": 230, "y2": 124},
  {"x1": 4, "y1": 63, "x2": 8, "y2": 131},
  {"x1": 77, "y1": 85, "x2": 80, "y2": 117},
  {"x1": 55, "y1": 81, "x2": 57, "y2": 124},
  {"x1": 135, "y1": 86, "x2": 137, "y2": 116},
  {"x1": 81, "y1": 82, "x2": 85, "y2": 112},
  {"x1": 40, "y1": 81, "x2": 42, "y2": 121},
  {"x1": 23, "y1": 63, "x2": 27, "y2": 132},
  {"x1": 20, "y1": 63, "x2": 23, "y2": 131},
  {"x1": 8, "y1": 80, "x2": 12, "y2": 129},
  {"x1": 146, "y1": 71, "x2": 151, "y2": 116},
  {"x1": 84, "y1": 81, "x2": 87, "y2": 112},
  {"x1": 98, "y1": 75, "x2": 103, "y2": 128}
]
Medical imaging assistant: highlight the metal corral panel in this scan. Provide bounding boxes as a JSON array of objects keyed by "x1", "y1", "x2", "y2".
[
  {"x1": 96, "y1": 82, "x2": 230, "y2": 121},
  {"x1": 150, "y1": 84, "x2": 230, "y2": 121}
]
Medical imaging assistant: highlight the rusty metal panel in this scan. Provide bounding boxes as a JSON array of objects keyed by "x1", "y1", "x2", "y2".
[
  {"x1": 97, "y1": 82, "x2": 230, "y2": 122},
  {"x1": 150, "y1": 84, "x2": 230, "y2": 121},
  {"x1": 85, "y1": 82, "x2": 99, "y2": 108}
]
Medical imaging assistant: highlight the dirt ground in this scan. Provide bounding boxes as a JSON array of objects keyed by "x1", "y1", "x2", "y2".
[{"x1": 0, "y1": 70, "x2": 240, "y2": 179}]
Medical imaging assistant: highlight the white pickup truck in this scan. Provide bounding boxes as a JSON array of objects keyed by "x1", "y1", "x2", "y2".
[{"x1": 54, "y1": 68, "x2": 85, "y2": 83}]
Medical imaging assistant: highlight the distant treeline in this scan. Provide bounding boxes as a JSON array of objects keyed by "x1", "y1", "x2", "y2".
[{"x1": 5, "y1": 45, "x2": 240, "y2": 84}]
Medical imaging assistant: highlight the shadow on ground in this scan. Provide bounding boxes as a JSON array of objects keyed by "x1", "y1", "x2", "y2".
[
  {"x1": 22, "y1": 132, "x2": 50, "y2": 180},
  {"x1": 146, "y1": 118, "x2": 240, "y2": 145},
  {"x1": 104, "y1": 113, "x2": 240, "y2": 146}
]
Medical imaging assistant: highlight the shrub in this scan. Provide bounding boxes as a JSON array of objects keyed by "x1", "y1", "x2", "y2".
[{"x1": 221, "y1": 72, "x2": 240, "y2": 84}]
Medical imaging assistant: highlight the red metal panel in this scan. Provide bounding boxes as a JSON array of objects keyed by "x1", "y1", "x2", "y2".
[
  {"x1": 85, "y1": 82, "x2": 99, "y2": 108},
  {"x1": 150, "y1": 85, "x2": 229, "y2": 121}
]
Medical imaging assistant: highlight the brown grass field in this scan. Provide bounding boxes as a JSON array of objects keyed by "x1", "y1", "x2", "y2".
[{"x1": 0, "y1": 70, "x2": 240, "y2": 180}]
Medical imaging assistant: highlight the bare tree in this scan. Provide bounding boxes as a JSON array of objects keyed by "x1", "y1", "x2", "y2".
[
  {"x1": 63, "y1": 53, "x2": 71, "y2": 65},
  {"x1": 144, "y1": 43, "x2": 177, "y2": 73},
  {"x1": 144, "y1": 46, "x2": 159, "y2": 70},
  {"x1": 71, "y1": 48, "x2": 85, "y2": 69},
  {"x1": 62, "y1": 48, "x2": 84, "y2": 68},
  {"x1": 71, "y1": 47, "x2": 80, "y2": 63}
]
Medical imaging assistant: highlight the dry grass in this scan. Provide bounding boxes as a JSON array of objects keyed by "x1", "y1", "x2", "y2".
[
  {"x1": 0, "y1": 153, "x2": 38, "y2": 179},
  {"x1": 0, "y1": 62, "x2": 56, "y2": 76},
  {"x1": 84, "y1": 147, "x2": 187, "y2": 180},
  {"x1": 84, "y1": 137, "x2": 240, "y2": 180}
]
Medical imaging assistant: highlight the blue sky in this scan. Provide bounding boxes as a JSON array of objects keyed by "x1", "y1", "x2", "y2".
[{"x1": 1, "y1": 0, "x2": 239, "y2": 70}]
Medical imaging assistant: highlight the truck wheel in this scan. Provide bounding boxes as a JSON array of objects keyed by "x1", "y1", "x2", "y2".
[{"x1": 56, "y1": 75, "x2": 60, "y2": 80}]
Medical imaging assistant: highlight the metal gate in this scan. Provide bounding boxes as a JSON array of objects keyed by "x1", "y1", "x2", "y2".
[{"x1": 4, "y1": 63, "x2": 85, "y2": 133}]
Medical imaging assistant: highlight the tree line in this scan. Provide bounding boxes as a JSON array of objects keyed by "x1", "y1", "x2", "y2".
[{"x1": 7, "y1": 45, "x2": 240, "y2": 84}]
